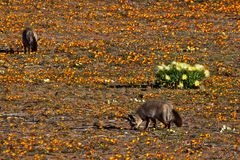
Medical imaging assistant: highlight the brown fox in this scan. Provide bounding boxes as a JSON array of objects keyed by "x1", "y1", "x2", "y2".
[
  {"x1": 22, "y1": 27, "x2": 38, "y2": 53},
  {"x1": 127, "y1": 99, "x2": 182, "y2": 130}
]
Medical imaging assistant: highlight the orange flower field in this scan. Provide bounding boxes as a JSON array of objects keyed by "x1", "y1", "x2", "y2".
[{"x1": 0, "y1": 0, "x2": 239, "y2": 159}]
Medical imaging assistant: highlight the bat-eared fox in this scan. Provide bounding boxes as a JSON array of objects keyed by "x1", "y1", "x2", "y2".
[
  {"x1": 127, "y1": 99, "x2": 182, "y2": 130},
  {"x1": 22, "y1": 27, "x2": 38, "y2": 54}
]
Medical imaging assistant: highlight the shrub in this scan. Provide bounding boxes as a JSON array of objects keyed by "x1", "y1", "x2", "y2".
[{"x1": 154, "y1": 61, "x2": 210, "y2": 89}]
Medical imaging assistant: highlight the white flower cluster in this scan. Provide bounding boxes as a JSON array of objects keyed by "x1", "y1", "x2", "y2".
[
  {"x1": 156, "y1": 62, "x2": 210, "y2": 78},
  {"x1": 155, "y1": 61, "x2": 210, "y2": 89},
  {"x1": 220, "y1": 125, "x2": 236, "y2": 133}
]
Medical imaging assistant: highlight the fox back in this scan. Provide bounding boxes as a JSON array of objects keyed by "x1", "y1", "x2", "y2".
[
  {"x1": 22, "y1": 28, "x2": 38, "y2": 53},
  {"x1": 128, "y1": 99, "x2": 182, "y2": 130}
]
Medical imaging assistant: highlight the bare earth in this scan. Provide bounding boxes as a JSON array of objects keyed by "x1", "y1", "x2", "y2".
[{"x1": 0, "y1": 0, "x2": 239, "y2": 159}]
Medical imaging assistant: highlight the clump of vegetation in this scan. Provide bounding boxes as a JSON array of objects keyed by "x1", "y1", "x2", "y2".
[{"x1": 154, "y1": 61, "x2": 210, "y2": 89}]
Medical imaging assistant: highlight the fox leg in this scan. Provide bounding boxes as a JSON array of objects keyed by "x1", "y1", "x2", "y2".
[
  {"x1": 164, "y1": 122, "x2": 171, "y2": 129},
  {"x1": 144, "y1": 118, "x2": 150, "y2": 130},
  {"x1": 151, "y1": 118, "x2": 157, "y2": 129},
  {"x1": 23, "y1": 45, "x2": 26, "y2": 53},
  {"x1": 28, "y1": 47, "x2": 30, "y2": 54},
  {"x1": 167, "y1": 123, "x2": 171, "y2": 129}
]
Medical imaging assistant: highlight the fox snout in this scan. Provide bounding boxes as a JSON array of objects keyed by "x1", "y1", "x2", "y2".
[{"x1": 127, "y1": 115, "x2": 137, "y2": 129}]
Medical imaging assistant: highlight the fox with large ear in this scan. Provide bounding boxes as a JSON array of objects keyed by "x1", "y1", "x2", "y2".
[
  {"x1": 22, "y1": 27, "x2": 38, "y2": 54},
  {"x1": 127, "y1": 99, "x2": 182, "y2": 130}
]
